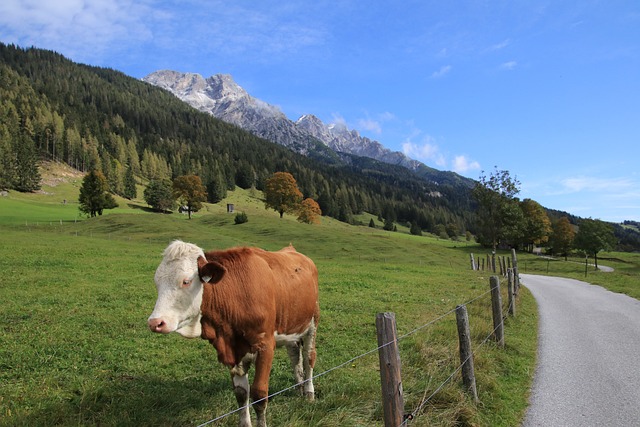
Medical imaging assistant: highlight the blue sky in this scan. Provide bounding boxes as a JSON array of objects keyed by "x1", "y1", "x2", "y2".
[{"x1": 1, "y1": 1, "x2": 639, "y2": 222}]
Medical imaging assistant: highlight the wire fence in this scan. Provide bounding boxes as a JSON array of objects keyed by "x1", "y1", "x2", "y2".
[{"x1": 194, "y1": 270, "x2": 518, "y2": 427}]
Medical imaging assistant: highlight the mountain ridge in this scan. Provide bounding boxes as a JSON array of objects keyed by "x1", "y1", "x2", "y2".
[{"x1": 142, "y1": 70, "x2": 468, "y2": 186}]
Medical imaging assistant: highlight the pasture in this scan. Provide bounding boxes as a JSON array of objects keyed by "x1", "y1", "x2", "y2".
[{"x1": 1, "y1": 176, "x2": 540, "y2": 426}]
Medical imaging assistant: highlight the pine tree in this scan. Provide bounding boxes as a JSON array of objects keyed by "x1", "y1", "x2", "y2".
[
  {"x1": 144, "y1": 179, "x2": 175, "y2": 212},
  {"x1": 123, "y1": 167, "x2": 137, "y2": 199},
  {"x1": 78, "y1": 170, "x2": 118, "y2": 217},
  {"x1": 13, "y1": 133, "x2": 41, "y2": 192},
  {"x1": 410, "y1": 221, "x2": 422, "y2": 236},
  {"x1": 383, "y1": 217, "x2": 395, "y2": 231},
  {"x1": 207, "y1": 170, "x2": 227, "y2": 203}
]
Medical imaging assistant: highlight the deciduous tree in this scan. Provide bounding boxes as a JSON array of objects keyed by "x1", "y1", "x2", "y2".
[
  {"x1": 550, "y1": 216, "x2": 575, "y2": 260},
  {"x1": 472, "y1": 167, "x2": 521, "y2": 250},
  {"x1": 173, "y1": 175, "x2": 207, "y2": 219},
  {"x1": 264, "y1": 172, "x2": 303, "y2": 218},
  {"x1": 297, "y1": 198, "x2": 322, "y2": 224},
  {"x1": 520, "y1": 198, "x2": 552, "y2": 252},
  {"x1": 574, "y1": 218, "x2": 616, "y2": 270}
]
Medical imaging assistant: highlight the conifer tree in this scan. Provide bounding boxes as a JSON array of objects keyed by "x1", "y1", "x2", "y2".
[
  {"x1": 13, "y1": 133, "x2": 41, "y2": 192},
  {"x1": 78, "y1": 170, "x2": 118, "y2": 217},
  {"x1": 144, "y1": 179, "x2": 175, "y2": 212},
  {"x1": 123, "y1": 167, "x2": 137, "y2": 199},
  {"x1": 206, "y1": 170, "x2": 227, "y2": 203},
  {"x1": 410, "y1": 221, "x2": 422, "y2": 236}
]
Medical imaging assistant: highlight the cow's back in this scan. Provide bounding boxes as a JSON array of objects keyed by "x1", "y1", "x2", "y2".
[
  {"x1": 201, "y1": 246, "x2": 318, "y2": 337},
  {"x1": 259, "y1": 248, "x2": 319, "y2": 334}
]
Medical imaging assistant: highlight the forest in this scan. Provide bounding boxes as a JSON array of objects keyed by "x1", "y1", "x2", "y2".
[
  {"x1": 0, "y1": 43, "x2": 476, "y2": 233},
  {"x1": 1, "y1": 43, "x2": 639, "y2": 251}
]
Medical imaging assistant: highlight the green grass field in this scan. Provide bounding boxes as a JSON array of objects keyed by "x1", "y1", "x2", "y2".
[{"x1": 4, "y1": 164, "x2": 634, "y2": 426}]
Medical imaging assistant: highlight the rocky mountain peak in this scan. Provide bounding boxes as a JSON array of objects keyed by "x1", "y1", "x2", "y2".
[
  {"x1": 204, "y1": 73, "x2": 248, "y2": 102},
  {"x1": 143, "y1": 69, "x2": 426, "y2": 172}
]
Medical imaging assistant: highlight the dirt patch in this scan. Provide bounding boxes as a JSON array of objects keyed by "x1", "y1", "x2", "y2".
[{"x1": 39, "y1": 161, "x2": 84, "y2": 187}]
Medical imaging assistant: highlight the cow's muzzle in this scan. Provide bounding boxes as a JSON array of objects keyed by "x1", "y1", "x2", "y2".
[{"x1": 148, "y1": 318, "x2": 170, "y2": 333}]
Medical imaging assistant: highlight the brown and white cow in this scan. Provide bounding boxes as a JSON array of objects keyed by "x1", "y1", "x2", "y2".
[{"x1": 148, "y1": 240, "x2": 319, "y2": 427}]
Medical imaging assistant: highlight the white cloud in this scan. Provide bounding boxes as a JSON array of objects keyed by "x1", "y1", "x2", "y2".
[
  {"x1": 489, "y1": 39, "x2": 510, "y2": 51},
  {"x1": 0, "y1": 0, "x2": 153, "y2": 53},
  {"x1": 357, "y1": 118, "x2": 382, "y2": 135},
  {"x1": 500, "y1": 61, "x2": 518, "y2": 70},
  {"x1": 452, "y1": 155, "x2": 481, "y2": 174},
  {"x1": 0, "y1": 1, "x2": 327, "y2": 66},
  {"x1": 431, "y1": 65, "x2": 452, "y2": 78},
  {"x1": 560, "y1": 176, "x2": 633, "y2": 193},
  {"x1": 355, "y1": 112, "x2": 396, "y2": 135},
  {"x1": 402, "y1": 139, "x2": 446, "y2": 167}
]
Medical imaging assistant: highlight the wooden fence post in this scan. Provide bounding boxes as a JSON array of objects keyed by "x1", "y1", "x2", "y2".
[
  {"x1": 376, "y1": 312, "x2": 404, "y2": 427},
  {"x1": 490, "y1": 276, "x2": 504, "y2": 347},
  {"x1": 491, "y1": 253, "x2": 496, "y2": 273},
  {"x1": 470, "y1": 253, "x2": 476, "y2": 270},
  {"x1": 507, "y1": 269, "x2": 516, "y2": 317},
  {"x1": 455, "y1": 305, "x2": 479, "y2": 403},
  {"x1": 511, "y1": 249, "x2": 519, "y2": 295}
]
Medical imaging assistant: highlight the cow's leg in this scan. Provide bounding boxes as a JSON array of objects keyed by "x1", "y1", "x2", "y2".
[
  {"x1": 301, "y1": 322, "x2": 317, "y2": 400},
  {"x1": 231, "y1": 355, "x2": 254, "y2": 427},
  {"x1": 251, "y1": 341, "x2": 275, "y2": 427},
  {"x1": 286, "y1": 341, "x2": 304, "y2": 393}
]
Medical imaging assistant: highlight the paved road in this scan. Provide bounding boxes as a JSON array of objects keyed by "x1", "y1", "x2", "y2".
[{"x1": 521, "y1": 274, "x2": 640, "y2": 427}]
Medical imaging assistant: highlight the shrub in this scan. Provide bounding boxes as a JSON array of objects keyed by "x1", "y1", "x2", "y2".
[{"x1": 234, "y1": 211, "x2": 248, "y2": 225}]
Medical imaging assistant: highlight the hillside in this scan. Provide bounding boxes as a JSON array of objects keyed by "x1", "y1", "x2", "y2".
[{"x1": 0, "y1": 43, "x2": 477, "y2": 234}]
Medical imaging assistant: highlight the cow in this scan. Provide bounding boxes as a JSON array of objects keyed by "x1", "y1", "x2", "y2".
[{"x1": 147, "y1": 240, "x2": 319, "y2": 427}]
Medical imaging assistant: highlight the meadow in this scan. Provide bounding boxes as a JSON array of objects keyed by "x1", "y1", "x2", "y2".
[{"x1": 0, "y1": 167, "x2": 549, "y2": 426}]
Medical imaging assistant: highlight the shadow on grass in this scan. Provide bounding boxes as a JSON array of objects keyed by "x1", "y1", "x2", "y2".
[
  {"x1": 11, "y1": 374, "x2": 235, "y2": 427},
  {"x1": 126, "y1": 203, "x2": 174, "y2": 214}
]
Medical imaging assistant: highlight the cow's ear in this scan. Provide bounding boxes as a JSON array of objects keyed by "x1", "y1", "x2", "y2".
[{"x1": 197, "y1": 256, "x2": 226, "y2": 284}]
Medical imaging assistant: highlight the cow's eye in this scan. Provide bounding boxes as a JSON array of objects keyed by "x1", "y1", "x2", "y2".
[{"x1": 181, "y1": 278, "x2": 192, "y2": 287}]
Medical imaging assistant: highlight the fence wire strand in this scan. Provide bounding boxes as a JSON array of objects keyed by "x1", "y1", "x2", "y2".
[
  {"x1": 194, "y1": 284, "x2": 500, "y2": 427},
  {"x1": 402, "y1": 287, "x2": 515, "y2": 424}
]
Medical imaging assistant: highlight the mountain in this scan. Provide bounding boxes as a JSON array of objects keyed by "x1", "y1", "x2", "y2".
[
  {"x1": 142, "y1": 71, "x2": 337, "y2": 161},
  {"x1": 142, "y1": 70, "x2": 457, "y2": 182}
]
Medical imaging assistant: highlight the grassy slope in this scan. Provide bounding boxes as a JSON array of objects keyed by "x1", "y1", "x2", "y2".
[{"x1": 2, "y1": 164, "x2": 539, "y2": 426}]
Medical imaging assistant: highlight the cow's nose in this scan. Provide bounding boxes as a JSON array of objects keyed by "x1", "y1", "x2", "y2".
[{"x1": 148, "y1": 318, "x2": 166, "y2": 333}]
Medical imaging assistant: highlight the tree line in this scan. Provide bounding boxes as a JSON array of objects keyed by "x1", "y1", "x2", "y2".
[{"x1": 473, "y1": 167, "x2": 619, "y2": 264}]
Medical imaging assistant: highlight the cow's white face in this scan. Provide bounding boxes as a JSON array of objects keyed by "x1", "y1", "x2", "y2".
[
  {"x1": 148, "y1": 241, "x2": 227, "y2": 338},
  {"x1": 148, "y1": 254, "x2": 204, "y2": 338}
]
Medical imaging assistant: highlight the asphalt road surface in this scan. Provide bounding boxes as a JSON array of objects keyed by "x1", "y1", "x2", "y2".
[{"x1": 521, "y1": 274, "x2": 640, "y2": 427}]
